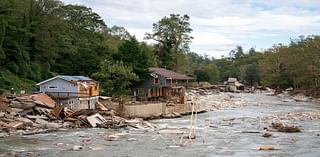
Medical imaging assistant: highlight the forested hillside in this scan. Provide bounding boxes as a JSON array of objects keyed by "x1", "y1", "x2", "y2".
[{"x1": 0, "y1": 0, "x2": 319, "y2": 95}]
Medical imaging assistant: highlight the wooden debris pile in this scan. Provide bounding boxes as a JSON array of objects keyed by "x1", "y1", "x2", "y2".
[
  {"x1": 271, "y1": 123, "x2": 301, "y2": 133},
  {"x1": 188, "y1": 86, "x2": 221, "y2": 96},
  {"x1": 0, "y1": 94, "x2": 157, "y2": 137},
  {"x1": 262, "y1": 112, "x2": 320, "y2": 121}
]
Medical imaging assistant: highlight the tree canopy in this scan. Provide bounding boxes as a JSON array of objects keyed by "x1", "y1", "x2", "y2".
[
  {"x1": 0, "y1": 0, "x2": 319, "y2": 94},
  {"x1": 145, "y1": 14, "x2": 193, "y2": 72}
]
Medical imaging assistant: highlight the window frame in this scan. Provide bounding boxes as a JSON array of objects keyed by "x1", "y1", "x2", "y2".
[
  {"x1": 154, "y1": 78, "x2": 159, "y2": 84},
  {"x1": 48, "y1": 86, "x2": 58, "y2": 89}
]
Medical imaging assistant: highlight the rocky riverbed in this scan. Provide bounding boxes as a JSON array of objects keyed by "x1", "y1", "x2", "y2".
[{"x1": 0, "y1": 92, "x2": 320, "y2": 157}]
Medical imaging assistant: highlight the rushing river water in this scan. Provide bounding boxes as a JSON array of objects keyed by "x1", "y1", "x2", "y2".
[{"x1": 1, "y1": 93, "x2": 320, "y2": 157}]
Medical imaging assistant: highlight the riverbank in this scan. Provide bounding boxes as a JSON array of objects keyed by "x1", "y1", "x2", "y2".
[
  {"x1": 1, "y1": 92, "x2": 320, "y2": 156},
  {"x1": 0, "y1": 88, "x2": 214, "y2": 138},
  {"x1": 288, "y1": 87, "x2": 320, "y2": 99}
]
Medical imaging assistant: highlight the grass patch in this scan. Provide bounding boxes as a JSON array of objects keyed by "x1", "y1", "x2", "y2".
[{"x1": 0, "y1": 69, "x2": 36, "y2": 93}]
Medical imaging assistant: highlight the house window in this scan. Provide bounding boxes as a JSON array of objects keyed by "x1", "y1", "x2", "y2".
[
  {"x1": 154, "y1": 78, "x2": 159, "y2": 84},
  {"x1": 48, "y1": 86, "x2": 58, "y2": 89},
  {"x1": 95, "y1": 85, "x2": 98, "y2": 90},
  {"x1": 68, "y1": 99, "x2": 74, "y2": 105}
]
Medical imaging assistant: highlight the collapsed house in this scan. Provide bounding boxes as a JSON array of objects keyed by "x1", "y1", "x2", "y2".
[
  {"x1": 225, "y1": 77, "x2": 244, "y2": 92},
  {"x1": 133, "y1": 68, "x2": 195, "y2": 103},
  {"x1": 36, "y1": 75, "x2": 100, "y2": 110}
]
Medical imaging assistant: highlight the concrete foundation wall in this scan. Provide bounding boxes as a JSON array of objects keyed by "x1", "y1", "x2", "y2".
[
  {"x1": 101, "y1": 100, "x2": 193, "y2": 118},
  {"x1": 124, "y1": 103, "x2": 164, "y2": 117},
  {"x1": 166, "y1": 103, "x2": 191, "y2": 114}
]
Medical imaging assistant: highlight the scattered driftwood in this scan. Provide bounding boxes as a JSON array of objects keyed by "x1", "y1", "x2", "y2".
[
  {"x1": 22, "y1": 129, "x2": 57, "y2": 136},
  {"x1": 258, "y1": 145, "x2": 276, "y2": 150},
  {"x1": 271, "y1": 123, "x2": 301, "y2": 133},
  {"x1": 262, "y1": 132, "x2": 273, "y2": 137},
  {"x1": 262, "y1": 112, "x2": 320, "y2": 121},
  {"x1": 158, "y1": 129, "x2": 185, "y2": 134},
  {"x1": 242, "y1": 131, "x2": 261, "y2": 133}
]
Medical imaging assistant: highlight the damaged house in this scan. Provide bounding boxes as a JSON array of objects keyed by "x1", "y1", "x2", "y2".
[
  {"x1": 133, "y1": 68, "x2": 195, "y2": 103},
  {"x1": 36, "y1": 75, "x2": 100, "y2": 110},
  {"x1": 225, "y1": 77, "x2": 244, "y2": 92}
]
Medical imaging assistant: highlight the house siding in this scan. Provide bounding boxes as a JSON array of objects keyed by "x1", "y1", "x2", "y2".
[
  {"x1": 37, "y1": 76, "x2": 100, "y2": 110},
  {"x1": 89, "y1": 85, "x2": 100, "y2": 96},
  {"x1": 133, "y1": 76, "x2": 175, "y2": 100},
  {"x1": 134, "y1": 77, "x2": 154, "y2": 100},
  {"x1": 39, "y1": 78, "x2": 78, "y2": 97},
  {"x1": 133, "y1": 76, "x2": 193, "y2": 101}
]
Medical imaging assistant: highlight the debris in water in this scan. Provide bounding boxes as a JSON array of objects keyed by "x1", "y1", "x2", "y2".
[
  {"x1": 168, "y1": 145, "x2": 181, "y2": 148},
  {"x1": 89, "y1": 146, "x2": 103, "y2": 150},
  {"x1": 262, "y1": 132, "x2": 273, "y2": 137},
  {"x1": 158, "y1": 129, "x2": 185, "y2": 134},
  {"x1": 72, "y1": 145, "x2": 83, "y2": 151},
  {"x1": 271, "y1": 123, "x2": 301, "y2": 133},
  {"x1": 182, "y1": 134, "x2": 196, "y2": 139},
  {"x1": 258, "y1": 145, "x2": 275, "y2": 150},
  {"x1": 223, "y1": 117, "x2": 235, "y2": 121},
  {"x1": 0, "y1": 93, "x2": 157, "y2": 137},
  {"x1": 127, "y1": 138, "x2": 137, "y2": 141},
  {"x1": 86, "y1": 113, "x2": 107, "y2": 127},
  {"x1": 242, "y1": 131, "x2": 261, "y2": 133}
]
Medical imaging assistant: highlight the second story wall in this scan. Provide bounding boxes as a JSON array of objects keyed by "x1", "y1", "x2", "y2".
[
  {"x1": 78, "y1": 83, "x2": 100, "y2": 96},
  {"x1": 89, "y1": 84, "x2": 100, "y2": 96},
  {"x1": 40, "y1": 78, "x2": 78, "y2": 97}
]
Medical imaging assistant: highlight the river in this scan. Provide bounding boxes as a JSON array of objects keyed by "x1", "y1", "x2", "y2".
[{"x1": 1, "y1": 93, "x2": 320, "y2": 157}]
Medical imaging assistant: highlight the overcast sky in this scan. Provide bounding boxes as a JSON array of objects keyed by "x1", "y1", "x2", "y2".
[{"x1": 61, "y1": 0, "x2": 320, "y2": 58}]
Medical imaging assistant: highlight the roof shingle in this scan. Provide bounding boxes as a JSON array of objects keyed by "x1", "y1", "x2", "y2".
[{"x1": 149, "y1": 68, "x2": 194, "y2": 80}]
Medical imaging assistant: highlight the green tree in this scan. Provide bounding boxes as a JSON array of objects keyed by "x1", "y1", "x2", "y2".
[
  {"x1": 0, "y1": 14, "x2": 6, "y2": 64},
  {"x1": 92, "y1": 60, "x2": 138, "y2": 96},
  {"x1": 109, "y1": 25, "x2": 131, "y2": 40},
  {"x1": 229, "y1": 46, "x2": 244, "y2": 60},
  {"x1": 244, "y1": 63, "x2": 260, "y2": 86},
  {"x1": 57, "y1": 4, "x2": 106, "y2": 31},
  {"x1": 145, "y1": 14, "x2": 193, "y2": 72},
  {"x1": 204, "y1": 63, "x2": 220, "y2": 84},
  {"x1": 215, "y1": 58, "x2": 239, "y2": 82},
  {"x1": 249, "y1": 47, "x2": 256, "y2": 55},
  {"x1": 113, "y1": 37, "x2": 153, "y2": 82},
  {"x1": 100, "y1": 25, "x2": 131, "y2": 53},
  {"x1": 258, "y1": 45, "x2": 291, "y2": 88},
  {"x1": 194, "y1": 69, "x2": 210, "y2": 83},
  {"x1": 53, "y1": 4, "x2": 108, "y2": 76}
]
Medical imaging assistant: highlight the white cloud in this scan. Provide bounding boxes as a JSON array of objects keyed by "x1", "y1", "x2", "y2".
[
  {"x1": 61, "y1": 0, "x2": 320, "y2": 58},
  {"x1": 125, "y1": 28, "x2": 150, "y2": 40},
  {"x1": 192, "y1": 32, "x2": 240, "y2": 45}
]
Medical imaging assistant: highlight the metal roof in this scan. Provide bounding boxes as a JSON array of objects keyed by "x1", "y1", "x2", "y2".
[
  {"x1": 36, "y1": 75, "x2": 93, "y2": 85},
  {"x1": 149, "y1": 68, "x2": 194, "y2": 80},
  {"x1": 59, "y1": 75, "x2": 92, "y2": 81}
]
